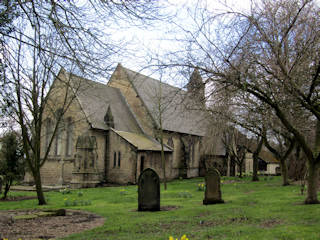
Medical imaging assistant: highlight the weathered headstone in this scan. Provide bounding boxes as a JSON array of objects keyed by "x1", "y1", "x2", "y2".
[
  {"x1": 203, "y1": 168, "x2": 224, "y2": 205},
  {"x1": 138, "y1": 168, "x2": 160, "y2": 211}
]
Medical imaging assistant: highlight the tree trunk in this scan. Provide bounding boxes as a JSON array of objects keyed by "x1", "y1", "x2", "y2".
[
  {"x1": 2, "y1": 178, "x2": 12, "y2": 200},
  {"x1": 252, "y1": 137, "x2": 263, "y2": 182},
  {"x1": 280, "y1": 159, "x2": 290, "y2": 186},
  {"x1": 252, "y1": 154, "x2": 259, "y2": 181},
  {"x1": 0, "y1": 177, "x2": 2, "y2": 194},
  {"x1": 227, "y1": 156, "x2": 230, "y2": 177},
  {"x1": 238, "y1": 164, "x2": 243, "y2": 178},
  {"x1": 34, "y1": 171, "x2": 46, "y2": 205},
  {"x1": 159, "y1": 130, "x2": 167, "y2": 190},
  {"x1": 305, "y1": 120, "x2": 320, "y2": 204},
  {"x1": 305, "y1": 161, "x2": 319, "y2": 204}
]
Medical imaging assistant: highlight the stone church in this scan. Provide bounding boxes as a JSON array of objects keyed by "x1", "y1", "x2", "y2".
[{"x1": 25, "y1": 64, "x2": 210, "y2": 188}]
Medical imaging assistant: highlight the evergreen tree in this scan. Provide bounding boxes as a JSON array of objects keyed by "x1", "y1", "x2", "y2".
[{"x1": 0, "y1": 131, "x2": 24, "y2": 199}]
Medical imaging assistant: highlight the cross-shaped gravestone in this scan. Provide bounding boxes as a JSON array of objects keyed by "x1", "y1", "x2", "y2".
[
  {"x1": 203, "y1": 168, "x2": 224, "y2": 205},
  {"x1": 138, "y1": 168, "x2": 160, "y2": 211}
]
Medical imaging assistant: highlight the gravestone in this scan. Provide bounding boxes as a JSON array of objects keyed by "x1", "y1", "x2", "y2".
[
  {"x1": 138, "y1": 168, "x2": 160, "y2": 211},
  {"x1": 203, "y1": 168, "x2": 224, "y2": 205}
]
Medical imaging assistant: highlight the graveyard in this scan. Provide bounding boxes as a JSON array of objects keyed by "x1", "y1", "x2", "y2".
[{"x1": 1, "y1": 175, "x2": 320, "y2": 240}]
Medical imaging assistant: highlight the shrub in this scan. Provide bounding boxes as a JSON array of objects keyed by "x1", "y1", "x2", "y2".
[{"x1": 0, "y1": 131, "x2": 24, "y2": 200}]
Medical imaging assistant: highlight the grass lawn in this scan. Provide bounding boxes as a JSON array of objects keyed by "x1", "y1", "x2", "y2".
[{"x1": 1, "y1": 176, "x2": 320, "y2": 240}]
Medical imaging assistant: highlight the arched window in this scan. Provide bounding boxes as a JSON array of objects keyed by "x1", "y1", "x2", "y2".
[
  {"x1": 167, "y1": 137, "x2": 174, "y2": 148},
  {"x1": 54, "y1": 109, "x2": 64, "y2": 156},
  {"x1": 65, "y1": 117, "x2": 73, "y2": 156},
  {"x1": 45, "y1": 118, "x2": 53, "y2": 154},
  {"x1": 113, "y1": 152, "x2": 117, "y2": 168},
  {"x1": 55, "y1": 124, "x2": 63, "y2": 156},
  {"x1": 140, "y1": 156, "x2": 145, "y2": 172},
  {"x1": 118, "y1": 151, "x2": 121, "y2": 167}
]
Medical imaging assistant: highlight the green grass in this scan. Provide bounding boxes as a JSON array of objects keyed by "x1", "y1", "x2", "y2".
[{"x1": 1, "y1": 176, "x2": 320, "y2": 240}]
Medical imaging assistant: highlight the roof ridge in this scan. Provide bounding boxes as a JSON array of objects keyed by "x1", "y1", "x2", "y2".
[
  {"x1": 67, "y1": 71, "x2": 108, "y2": 88},
  {"x1": 121, "y1": 66, "x2": 186, "y2": 93}
]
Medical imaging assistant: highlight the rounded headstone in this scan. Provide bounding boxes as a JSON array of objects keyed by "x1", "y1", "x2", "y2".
[{"x1": 138, "y1": 168, "x2": 160, "y2": 211}]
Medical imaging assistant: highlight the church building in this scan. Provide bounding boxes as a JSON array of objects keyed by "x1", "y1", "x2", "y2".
[{"x1": 24, "y1": 64, "x2": 209, "y2": 187}]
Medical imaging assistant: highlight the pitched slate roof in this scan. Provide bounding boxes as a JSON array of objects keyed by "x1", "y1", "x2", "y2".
[
  {"x1": 113, "y1": 129, "x2": 172, "y2": 152},
  {"x1": 122, "y1": 66, "x2": 208, "y2": 136},
  {"x1": 67, "y1": 71, "x2": 143, "y2": 133}
]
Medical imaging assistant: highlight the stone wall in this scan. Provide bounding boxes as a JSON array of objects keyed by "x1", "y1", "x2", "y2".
[
  {"x1": 31, "y1": 70, "x2": 94, "y2": 185},
  {"x1": 161, "y1": 131, "x2": 202, "y2": 179},
  {"x1": 136, "y1": 151, "x2": 172, "y2": 182},
  {"x1": 107, "y1": 130, "x2": 137, "y2": 184},
  {"x1": 38, "y1": 159, "x2": 62, "y2": 185},
  {"x1": 245, "y1": 153, "x2": 253, "y2": 174},
  {"x1": 266, "y1": 163, "x2": 280, "y2": 175},
  {"x1": 90, "y1": 129, "x2": 107, "y2": 182},
  {"x1": 188, "y1": 138, "x2": 201, "y2": 178}
]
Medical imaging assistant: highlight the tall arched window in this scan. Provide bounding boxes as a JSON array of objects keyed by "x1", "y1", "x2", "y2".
[
  {"x1": 54, "y1": 109, "x2": 64, "y2": 156},
  {"x1": 45, "y1": 118, "x2": 53, "y2": 154},
  {"x1": 113, "y1": 152, "x2": 117, "y2": 168},
  {"x1": 55, "y1": 124, "x2": 63, "y2": 156},
  {"x1": 65, "y1": 117, "x2": 73, "y2": 156}
]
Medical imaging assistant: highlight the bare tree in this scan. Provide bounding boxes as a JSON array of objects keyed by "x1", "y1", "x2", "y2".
[
  {"x1": 0, "y1": 1, "x2": 166, "y2": 205},
  {"x1": 152, "y1": 76, "x2": 170, "y2": 190},
  {"x1": 167, "y1": 0, "x2": 320, "y2": 204},
  {"x1": 261, "y1": 124, "x2": 295, "y2": 185},
  {"x1": 222, "y1": 127, "x2": 246, "y2": 178}
]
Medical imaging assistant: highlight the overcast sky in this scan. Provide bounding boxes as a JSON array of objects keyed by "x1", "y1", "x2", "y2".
[{"x1": 104, "y1": 0, "x2": 254, "y2": 87}]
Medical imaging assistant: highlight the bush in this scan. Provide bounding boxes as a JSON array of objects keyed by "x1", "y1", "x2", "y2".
[{"x1": 0, "y1": 131, "x2": 24, "y2": 199}]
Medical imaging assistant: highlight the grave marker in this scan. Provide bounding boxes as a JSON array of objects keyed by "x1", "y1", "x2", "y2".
[
  {"x1": 203, "y1": 168, "x2": 224, "y2": 205},
  {"x1": 138, "y1": 168, "x2": 160, "y2": 211}
]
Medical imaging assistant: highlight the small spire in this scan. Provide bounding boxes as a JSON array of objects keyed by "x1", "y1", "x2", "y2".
[{"x1": 104, "y1": 106, "x2": 114, "y2": 128}]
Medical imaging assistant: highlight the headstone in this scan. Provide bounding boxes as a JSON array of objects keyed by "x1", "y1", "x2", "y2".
[
  {"x1": 203, "y1": 168, "x2": 224, "y2": 205},
  {"x1": 138, "y1": 168, "x2": 160, "y2": 211}
]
